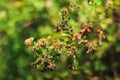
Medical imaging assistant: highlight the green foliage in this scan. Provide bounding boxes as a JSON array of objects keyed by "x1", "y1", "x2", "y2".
[{"x1": 0, "y1": 0, "x2": 120, "y2": 80}]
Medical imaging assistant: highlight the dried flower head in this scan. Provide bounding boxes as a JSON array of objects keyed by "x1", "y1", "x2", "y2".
[
  {"x1": 97, "y1": 28, "x2": 106, "y2": 45},
  {"x1": 24, "y1": 37, "x2": 34, "y2": 47},
  {"x1": 86, "y1": 42, "x2": 98, "y2": 54},
  {"x1": 74, "y1": 33, "x2": 82, "y2": 40}
]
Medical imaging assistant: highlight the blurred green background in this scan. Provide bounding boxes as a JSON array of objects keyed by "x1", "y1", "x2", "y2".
[{"x1": 0, "y1": 0, "x2": 120, "y2": 80}]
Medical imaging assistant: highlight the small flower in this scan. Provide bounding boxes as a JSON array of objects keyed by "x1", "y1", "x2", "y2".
[
  {"x1": 86, "y1": 42, "x2": 98, "y2": 54},
  {"x1": 47, "y1": 62, "x2": 56, "y2": 71},
  {"x1": 97, "y1": 28, "x2": 106, "y2": 45},
  {"x1": 81, "y1": 23, "x2": 92, "y2": 33},
  {"x1": 24, "y1": 37, "x2": 34, "y2": 47},
  {"x1": 53, "y1": 41, "x2": 62, "y2": 48},
  {"x1": 74, "y1": 33, "x2": 81, "y2": 39},
  {"x1": 61, "y1": 7, "x2": 68, "y2": 15},
  {"x1": 37, "y1": 38, "x2": 46, "y2": 48},
  {"x1": 82, "y1": 39, "x2": 88, "y2": 44},
  {"x1": 47, "y1": 36, "x2": 52, "y2": 41}
]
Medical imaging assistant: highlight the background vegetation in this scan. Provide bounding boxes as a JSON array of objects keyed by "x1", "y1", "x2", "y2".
[{"x1": 0, "y1": 0, "x2": 120, "y2": 80}]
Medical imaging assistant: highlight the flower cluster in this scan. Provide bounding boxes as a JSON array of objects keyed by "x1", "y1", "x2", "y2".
[{"x1": 25, "y1": 4, "x2": 106, "y2": 72}]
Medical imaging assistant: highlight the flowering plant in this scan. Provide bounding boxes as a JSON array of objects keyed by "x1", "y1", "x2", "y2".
[{"x1": 25, "y1": 2, "x2": 106, "y2": 72}]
